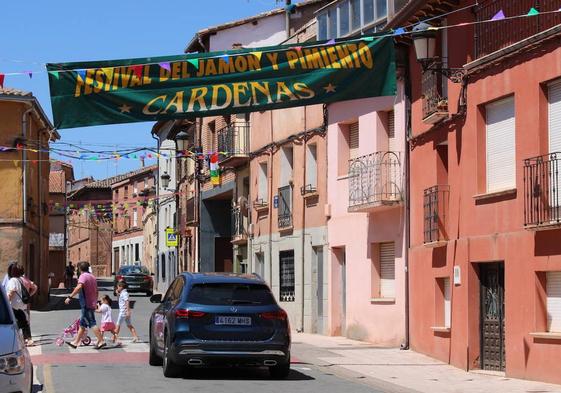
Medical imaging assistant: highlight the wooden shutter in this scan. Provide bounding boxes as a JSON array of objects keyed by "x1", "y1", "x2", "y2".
[
  {"x1": 349, "y1": 122, "x2": 359, "y2": 159},
  {"x1": 548, "y1": 80, "x2": 561, "y2": 153},
  {"x1": 444, "y1": 278, "x2": 451, "y2": 328},
  {"x1": 387, "y1": 110, "x2": 399, "y2": 152},
  {"x1": 379, "y1": 242, "x2": 395, "y2": 298},
  {"x1": 486, "y1": 97, "x2": 515, "y2": 192},
  {"x1": 547, "y1": 271, "x2": 561, "y2": 332}
]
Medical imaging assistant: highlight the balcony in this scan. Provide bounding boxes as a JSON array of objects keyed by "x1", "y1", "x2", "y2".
[
  {"x1": 217, "y1": 122, "x2": 250, "y2": 167},
  {"x1": 474, "y1": 0, "x2": 561, "y2": 60},
  {"x1": 348, "y1": 152, "x2": 403, "y2": 213},
  {"x1": 423, "y1": 185, "x2": 450, "y2": 247},
  {"x1": 524, "y1": 153, "x2": 561, "y2": 229},
  {"x1": 422, "y1": 64, "x2": 448, "y2": 124},
  {"x1": 231, "y1": 206, "x2": 248, "y2": 245},
  {"x1": 278, "y1": 185, "x2": 293, "y2": 230}
]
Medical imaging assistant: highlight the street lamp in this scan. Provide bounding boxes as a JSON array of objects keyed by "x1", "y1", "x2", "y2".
[
  {"x1": 160, "y1": 171, "x2": 171, "y2": 189},
  {"x1": 175, "y1": 130, "x2": 190, "y2": 152},
  {"x1": 412, "y1": 22, "x2": 466, "y2": 83}
]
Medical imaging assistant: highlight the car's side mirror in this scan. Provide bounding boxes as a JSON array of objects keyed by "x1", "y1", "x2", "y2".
[
  {"x1": 151, "y1": 272, "x2": 155, "y2": 276},
  {"x1": 150, "y1": 294, "x2": 162, "y2": 303}
]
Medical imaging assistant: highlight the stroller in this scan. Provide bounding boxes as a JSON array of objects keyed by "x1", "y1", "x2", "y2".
[{"x1": 55, "y1": 318, "x2": 92, "y2": 346}]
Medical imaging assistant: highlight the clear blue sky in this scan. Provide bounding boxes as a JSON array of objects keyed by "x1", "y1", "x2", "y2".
[{"x1": 1, "y1": 0, "x2": 297, "y2": 180}]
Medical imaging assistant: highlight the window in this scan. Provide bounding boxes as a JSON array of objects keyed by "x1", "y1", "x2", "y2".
[
  {"x1": 258, "y1": 162, "x2": 268, "y2": 202},
  {"x1": 124, "y1": 186, "x2": 128, "y2": 199},
  {"x1": 363, "y1": 0, "x2": 374, "y2": 24},
  {"x1": 486, "y1": 96, "x2": 515, "y2": 192},
  {"x1": 379, "y1": 242, "x2": 395, "y2": 298},
  {"x1": 135, "y1": 243, "x2": 140, "y2": 262},
  {"x1": 133, "y1": 182, "x2": 138, "y2": 195},
  {"x1": 255, "y1": 252, "x2": 264, "y2": 278},
  {"x1": 349, "y1": 122, "x2": 359, "y2": 159},
  {"x1": 350, "y1": 0, "x2": 361, "y2": 31},
  {"x1": 280, "y1": 145, "x2": 294, "y2": 187},
  {"x1": 547, "y1": 271, "x2": 561, "y2": 332},
  {"x1": 306, "y1": 144, "x2": 318, "y2": 190},
  {"x1": 133, "y1": 209, "x2": 138, "y2": 227},
  {"x1": 318, "y1": 0, "x2": 388, "y2": 40},
  {"x1": 443, "y1": 278, "x2": 451, "y2": 328},
  {"x1": 338, "y1": 1, "x2": 350, "y2": 36},
  {"x1": 549, "y1": 80, "x2": 561, "y2": 152},
  {"x1": 187, "y1": 283, "x2": 275, "y2": 306},
  {"x1": 317, "y1": 13, "x2": 328, "y2": 41},
  {"x1": 279, "y1": 250, "x2": 295, "y2": 302},
  {"x1": 328, "y1": 7, "x2": 337, "y2": 39},
  {"x1": 386, "y1": 110, "x2": 398, "y2": 152}
]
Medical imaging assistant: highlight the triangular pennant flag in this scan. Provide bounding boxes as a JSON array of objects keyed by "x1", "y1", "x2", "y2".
[
  {"x1": 187, "y1": 58, "x2": 199, "y2": 70},
  {"x1": 26, "y1": 71, "x2": 32, "y2": 79},
  {"x1": 132, "y1": 65, "x2": 143, "y2": 78},
  {"x1": 159, "y1": 62, "x2": 171, "y2": 71},
  {"x1": 393, "y1": 27, "x2": 406, "y2": 36},
  {"x1": 0, "y1": 73, "x2": 4, "y2": 88},
  {"x1": 293, "y1": 46, "x2": 303, "y2": 51},
  {"x1": 76, "y1": 69, "x2": 87, "y2": 80},
  {"x1": 326, "y1": 39, "x2": 336, "y2": 45},
  {"x1": 527, "y1": 7, "x2": 539, "y2": 16},
  {"x1": 250, "y1": 51, "x2": 263, "y2": 60},
  {"x1": 49, "y1": 70, "x2": 60, "y2": 79},
  {"x1": 362, "y1": 36, "x2": 375, "y2": 42},
  {"x1": 491, "y1": 10, "x2": 505, "y2": 20},
  {"x1": 427, "y1": 26, "x2": 440, "y2": 31},
  {"x1": 221, "y1": 54, "x2": 229, "y2": 64}
]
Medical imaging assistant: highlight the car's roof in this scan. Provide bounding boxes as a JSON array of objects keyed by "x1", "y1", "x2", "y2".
[{"x1": 182, "y1": 272, "x2": 265, "y2": 285}]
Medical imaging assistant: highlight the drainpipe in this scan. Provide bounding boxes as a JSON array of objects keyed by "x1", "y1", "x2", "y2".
[
  {"x1": 300, "y1": 121, "x2": 308, "y2": 333},
  {"x1": 268, "y1": 112, "x2": 274, "y2": 286},
  {"x1": 196, "y1": 118, "x2": 202, "y2": 272},
  {"x1": 152, "y1": 133, "x2": 160, "y2": 286},
  {"x1": 285, "y1": 0, "x2": 292, "y2": 40},
  {"x1": 21, "y1": 107, "x2": 33, "y2": 226}
]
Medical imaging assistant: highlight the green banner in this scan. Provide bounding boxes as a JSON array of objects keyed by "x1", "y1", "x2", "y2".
[{"x1": 47, "y1": 36, "x2": 395, "y2": 129}]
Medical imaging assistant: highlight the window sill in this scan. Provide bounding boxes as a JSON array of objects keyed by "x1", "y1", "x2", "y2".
[
  {"x1": 370, "y1": 298, "x2": 395, "y2": 304},
  {"x1": 473, "y1": 188, "x2": 516, "y2": 202},
  {"x1": 529, "y1": 332, "x2": 561, "y2": 340},
  {"x1": 431, "y1": 326, "x2": 451, "y2": 333}
]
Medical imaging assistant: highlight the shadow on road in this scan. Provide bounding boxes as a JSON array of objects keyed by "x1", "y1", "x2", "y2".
[{"x1": 175, "y1": 367, "x2": 314, "y2": 381}]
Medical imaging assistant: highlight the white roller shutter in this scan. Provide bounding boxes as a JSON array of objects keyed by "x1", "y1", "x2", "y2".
[
  {"x1": 547, "y1": 271, "x2": 561, "y2": 333},
  {"x1": 444, "y1": 278, "x2": 451, "y2": 328},
  {"x1": 388, "y1": 110, "x2": 399, "y2": 152},
  {"x1": 486, "y1": 97, "x2": 516, "y2": 192},
  {"x1": 379, "y1": 242, "x2": 395, "y2": 298},
  {"x1": 349, "y1": 122, "x2": 359, "y2": 159},
  {"x1": 549, "y1": 80, "x2": 561, "y2": 153}
]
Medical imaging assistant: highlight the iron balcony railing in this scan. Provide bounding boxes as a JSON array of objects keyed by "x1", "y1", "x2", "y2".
[
  {"x1": 423, "y1": 185, "x2": 450, "y2": 244},
  {"x1": 475, "y1": 0, "x2": 561, "y2": 59},
  {"x1": 422, "y1": 63, "x2": 448, "y2": 121},
  {"x1": 231, "y1": 206, "x2": 246, "y2": 238},
  {"x1": 278, "y1": 185, "x2": 293, "y2": 229},
  {"x1": 524, "y1": 153, "x2": 561, "y2": 227},
  {"x1": 217, "y1": 122, "x2": 250, "y2": 162},
  {"x1": 348, "y1": 151, "x2": 403, "y2": 210}
]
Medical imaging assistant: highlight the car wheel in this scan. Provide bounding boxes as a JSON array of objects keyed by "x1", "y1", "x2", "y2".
[
  {"x1": 162, "y1": 332, "x2": 181, "y2": 378},
  {"x1": 269, "y1": 356, "x2": 290, "y2": 379},
  {"x1": 149, "y1": 326, "x2": 162, "y2": 366}
]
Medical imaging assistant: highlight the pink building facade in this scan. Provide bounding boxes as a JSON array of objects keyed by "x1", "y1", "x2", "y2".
[{"x1": 327, "y1": 82, "x2": 407, "y2": 345}]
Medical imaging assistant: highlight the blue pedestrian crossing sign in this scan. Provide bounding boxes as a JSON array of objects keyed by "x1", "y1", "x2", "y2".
[{"x1": 166, "y1": 228, "x2": 179, "y2": 247}]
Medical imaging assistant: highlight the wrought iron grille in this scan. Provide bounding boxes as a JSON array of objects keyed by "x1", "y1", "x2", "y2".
[
  {"x1": 422, "y1": 64, "x2": 447, "y2": 120},
  {"x1": 217, "y1": 122, "x2": 250, "y2": 161},
  {"x1": 231, "y1": 206, "x2": 245, "y2": 237},
  {"x1": 278, "y1": 185, "x2": 293, "y2": 229},
  {"x1": 523, "y1": 153, "x2": 561, "y2": 227},
  {"x1": 475, "y1": 0, "x2": 561, "y2": 59},
  {"x1": 279, "y1": 250, "x2": 295, "y2": 302},
  {"x1": 348, "y1": 151, "x2": 403, "y2": 209},
  {"x1": 423, "y1": 185, "x2": 450, "y2": 244}
]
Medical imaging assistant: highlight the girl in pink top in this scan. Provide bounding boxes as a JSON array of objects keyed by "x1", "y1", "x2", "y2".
[{"x1": 96, "y1": 295, "x2": 117, "y2": 343}]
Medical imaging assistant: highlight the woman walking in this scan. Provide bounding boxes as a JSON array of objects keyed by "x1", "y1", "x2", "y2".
[{"x1": 5, "y1": 262, "x2": 33, "y2": 346}]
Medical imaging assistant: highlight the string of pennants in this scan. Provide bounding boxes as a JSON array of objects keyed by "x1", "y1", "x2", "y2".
[{"x1": 1, "y1": 5, "x2": 559, "y2": 87}]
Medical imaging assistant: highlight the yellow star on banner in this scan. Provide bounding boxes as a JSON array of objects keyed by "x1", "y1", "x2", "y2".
[
  {"x1": 118, "y1": 103, "x2": 132, "y2": 113},
  {"x1": 323, "y1": 83, "x2": 337, "y2": 93}
]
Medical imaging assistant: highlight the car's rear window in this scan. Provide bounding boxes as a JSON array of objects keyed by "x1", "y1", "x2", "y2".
[
  {"x1": 119, "y1": 266, "x2": 149, "y2": 275},
  {"x1": 187, "y1": 283, "x2": 275, "y2": 306},
  {"x1": 0, "y1": 290, "x2": 13, "y2": 325}
]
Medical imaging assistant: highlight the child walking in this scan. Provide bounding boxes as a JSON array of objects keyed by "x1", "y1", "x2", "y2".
[
  {"x1": 96, "y1": 295, "x2": 117, "y2": 343},
  {"x1": 115, "y1": 281, "x2": 139, "y2": 343}
]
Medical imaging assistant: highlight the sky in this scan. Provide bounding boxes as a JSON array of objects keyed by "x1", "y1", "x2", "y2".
[{"x1": 1, "y1": 0, "x2": 299, "y2": 180}]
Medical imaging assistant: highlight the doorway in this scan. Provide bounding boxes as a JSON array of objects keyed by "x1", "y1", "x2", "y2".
[
  {"x1": 215, "y1": 237, "x2": 233, "y2": 272},
  {"x1": 480, "y1": 262, "x2": 505, "y2": 372},
  {"x1": 312, "y1": 246, "x2": 324, "y2": 334}
]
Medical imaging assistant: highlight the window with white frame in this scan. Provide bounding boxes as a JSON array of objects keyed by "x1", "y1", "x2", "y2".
[
  {"x1": 280, "y1": 145, "x2": 294, "y2": 187},
  {"x1": 133, "y1": 209, "x2": 138, "y2": 227},
  {"x1": 258, "y1": 162, "x2": 268, "y2": 202},
  {"x1": 306, "y1": 144, "x2": 318, "y2": 191},
  {"x1": 443, "y1": 277, "x2": 451, "y2": 328},
  {"x1": 379, "y1": 242, "x2": 395, "y2": 298},
  {"x1": 349, "y1": 122, "x2": 360, "y2": 159},
  {"x1": 317, "y1": 0, "x2": 388, "y2": 40},
  {"x1": 279, "y1": 250, "x2": 295, "y2": 302},
  {"x1": 485, "y1": 96, "x2": 515, "y2": 193},
  {"x1": 547, "y1": 271, "x2": 561, "y2": 333}
]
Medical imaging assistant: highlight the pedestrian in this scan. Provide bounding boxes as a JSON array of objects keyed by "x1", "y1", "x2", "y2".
[
  {"x1": 5, "y1": 262, "x2": 33, "y2": 346},
  {"x1": 115, "y1": 281, "x2": 139, "y2": 343},
  {"x1": 64, "y1": 261, "x2": 106, "y2": 349},
  {"x1": 65, "y1": 262, "x2": 75, "y2": 290},
  {"x1": 96, "y1": 295, "x2": 117, "y2": 343}
]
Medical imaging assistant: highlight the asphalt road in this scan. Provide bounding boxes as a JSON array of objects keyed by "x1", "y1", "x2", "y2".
[{"x1": 28, "y1": 280, "x2": 384, "y2": 393}]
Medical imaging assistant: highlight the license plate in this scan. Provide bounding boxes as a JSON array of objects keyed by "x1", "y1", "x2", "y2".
[
  {"x1": 215, "y1": 316, "x2": 251, "y2": 326},
  {"x1": 129, "y1": 285, "x2": 140, "y2": 288}
]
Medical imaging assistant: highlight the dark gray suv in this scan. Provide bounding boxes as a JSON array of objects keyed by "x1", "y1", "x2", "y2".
[{"x1": 148, "y1": 273, "x2": 291, "y2": 378}]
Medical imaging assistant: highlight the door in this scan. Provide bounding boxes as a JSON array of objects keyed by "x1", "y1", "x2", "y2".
[
  {"x1": 215, "y1": 237, "x2": 233, "y2": 272},
  {"x1": 312, "y1": 247, "x2": 324, "y2": 334},
  {"x1": 480, "y1": 263, "x2": 505, "y2": 372},
  {"x1": 340, "y1": 249, "x2": 347, "y2": 336}
]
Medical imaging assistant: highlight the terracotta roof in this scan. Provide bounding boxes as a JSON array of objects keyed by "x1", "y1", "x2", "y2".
[
  {"x1": 0, "y1": 87, "x2": 32, "y2": 97},
  {"x1": 70, "y1": 165, "x2": 157, "y2": 195},
  {"x1": 49, "y1": 171, "x2": 65, "y2": 193}
]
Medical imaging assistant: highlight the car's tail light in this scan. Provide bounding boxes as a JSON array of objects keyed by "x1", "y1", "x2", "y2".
[
  {"x1": 143, "y1": 275, "x2": 152, "y2": 282},
  {"x1": 116, "y1": 275, "x2": 124, "y2": 281},
  {"x1": 175, "y1": 309, "x2": 206, "y2": 319},
  {"x1": 260, "y1": 310, "x2": 288, "y2": 321}
]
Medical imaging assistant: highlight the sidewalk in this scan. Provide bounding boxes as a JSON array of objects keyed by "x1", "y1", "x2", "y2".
[{"x1": 293, "y1": 332, "x2": 561, "y2": 393}]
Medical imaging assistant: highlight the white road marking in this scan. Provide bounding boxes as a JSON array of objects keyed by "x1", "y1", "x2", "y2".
[
  {"x1": 28, "y1": 345, "x2": 42, "y2": 356},
  {"x1": 122, "y1": 342, "x2": 149, "y2": 353}
]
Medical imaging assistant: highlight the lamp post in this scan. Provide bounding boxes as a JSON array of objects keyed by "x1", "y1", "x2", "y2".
[
  {"x1": 160, "y1": 171, "x2": 171, "y2": 189},
  {"x1": 412, "y1": 22, "x2": 466, "y2": 83}
]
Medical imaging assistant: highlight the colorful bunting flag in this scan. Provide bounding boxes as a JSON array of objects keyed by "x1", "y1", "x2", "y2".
[
  {"x1": 250, "y1": 51, "x2": 263, "y2": 60},
  {"x1": 187, "y1": 59, "x2": 199, "y2": 70},
  {"x1": 491, "y1": 10, "x2": 505, "y2": 21},
  {"x1": 49, "y1": 71, "x2": 60, "y2": 79},
  {"x1": 362, "y1": 36, "x2": 375, "y2": 42},
  {"x1": 220, "y1": 54, "x2": 229, "y2": 64},
  {"x1": 0, "y1": 73, "x2": 5, "y2": 88},
  {"x1": 210, "y1": 152, "x2": 220, "y2": 186},
  {"x1": 326, "y1": 39, "x2": 336, "y2": 45},
  {"x1": 527, "y1": 7, "x2": 539, "y2": 16},
  {"x1": 393, "y1": 27, "x2": 406, "y2": 36},
  {"x1": 26, "y1": 71, "x2": 32, "y2": 79},
  {"x1": 132, "y1": 65, "x2": 143, "y2": 78},
  {"x1": 159, "y1": 62, "x2": 171, "y2": 71},
  {"x1": 77, "y1": 69, "x2": 87, "y2": 80}
]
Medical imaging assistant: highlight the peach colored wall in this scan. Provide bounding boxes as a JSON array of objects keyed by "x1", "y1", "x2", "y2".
[
  {"x1": 326, "y1": 82, "x2": 407, "y2": 345},
  {"x1": 408, "y1": 5, "x2": 561, "y2": 384}
]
